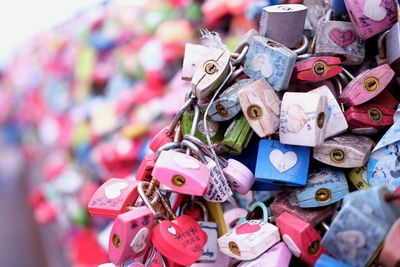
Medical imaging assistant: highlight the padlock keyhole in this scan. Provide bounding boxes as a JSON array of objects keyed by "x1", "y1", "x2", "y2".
[
  {"x1": 368, "y1": 107, "x2": 382, "y2": 122},
  {"x1": 330, "y1": 149, "x2": 345, "y2": 163},
  {"x1": 172, "y1": 175, "x2": 186, "y2": 187},
  {"x1": 308, "y1": 240, "x2": 320, "y2": 255},
  {"x1": 317, "y1": 112, "x2": 325, "y2": 128},
  {"x1": 247, "y1": 105, "x2": 263, "y2": 120},
  {"x1": 112, "y1": 234, "x2": 121, "y2": 248},
  {"x1": 364, "y1": 77, "x2": 380, "y2": 92},
  {"x1": 229, "y1": 241, "x2": 241, "y2": 256},
  {"x1": 313, "y1": 61, "x2": 326, "y2": 76},
  {"x1": 315, "y1": 188, "x2": 332, "y2": 202},
  {"x1": 216, "y1": 103, "x2": 229, "y2": 117},
  {"x1": 204, "y1": 60, "x2": 219, "y2": 75}
]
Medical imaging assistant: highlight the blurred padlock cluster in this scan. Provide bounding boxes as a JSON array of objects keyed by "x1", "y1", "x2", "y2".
[{"x1": 1, "y1": 0, "x2": 400, "y2": 266}]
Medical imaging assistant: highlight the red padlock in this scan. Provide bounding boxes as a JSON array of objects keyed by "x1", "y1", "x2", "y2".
[{"x1": 292, "y1": 56, "x2": 342, "y2": 82}]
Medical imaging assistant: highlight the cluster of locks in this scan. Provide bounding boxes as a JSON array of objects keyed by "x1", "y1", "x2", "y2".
[{"x1": 88, "y1": 1, "x2": 400, "y2": 267}]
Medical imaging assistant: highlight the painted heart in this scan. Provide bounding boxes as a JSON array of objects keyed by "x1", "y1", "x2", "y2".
[
  {"x1": 167, "y1": 226, "x2": 176, "y2": 235},
  {"x1": 269, "y1": 149, "x2": 298, "y2": 173},
  {"x1": 329, "y1": 28, "x2": 356, "y2": 47},
  {"x1": 104, "y1": 182, "x2": 128, "y2": 199},
  {"x1": 152, "y1": 215, "x2": 207, "y2": 266},
  {"x1": 235, "y1": 222, "x2": 261, "y2": 235},
  {"x1": 130, "y1": 227, "x2": 149, "y2": 253},
  {"x1": 173, "y1": 154, "x2": 200, "y2": 169},
  {"x1": 250, "y1": 54, "x2": 273, "y2": 78},
  {"x1": 363, "y1": 0, "x2": 386, "y2": 21}
]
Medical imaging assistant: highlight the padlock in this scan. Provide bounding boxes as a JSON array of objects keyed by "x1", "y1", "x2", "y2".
[
  {"x1": 295, "y1": 168, "x2": 349, "y2": 208},
  {"x1": 315, "y1": 11, "x2": 365, "y2": 65},
  {"x1": 344, "y1": 0, "x2": 398, "y2": 40},
  {"x1": 205, "y1": 201, "x2": 227, "y2": 237},
  {"x1": 270, "y1": 191, "x2": 337, "y2": 227},
  {"x1": 223, "y1": 206, "x2": 248, "y2": 230},
  {"x1": 238, "y1": 78, "x2": 281, "y2": 138},
  {"x1": 182, "y1": 44, "x2": 215, "y2": 81},
  {"x1": 331, "y1": 0, "x2": 348, "y2": 16},
  {"x1": 221, "y1": 114, "x2": 253, "y2": 155},
  {"x1": 315, "y1": 254, "x2": 352, "y2": 267},
  {"x1": 88, "y1": 178, "x2": 139, "y2": 219},
  {"x1": 208, "y1": 79, "x2": 255, "y2": 122},
  {"x1": 292, "y1": 56, "x2": 342, "y2": 82},
  {"x1": 108, "y1": 206, "x2": 154, "y2": 266},
  {"x1": 378, "y1": 218, "x2": 400, "y2": 267},
  {"x1": 279, "y1": 92, "x2": 328, "y2": 147},
  {"x1": 259, "y1": 4, "x2": 308, "y2": 49},
  {"x1": 243, "y1": 36, "x2": 297, "y2": 91},
  {"x1": 386, "y1": 22, "x2": 400, "y2": 73},
  {"x1": 313, "y1": 134, "x2": 375, "y2": 168},
  {"x1": 344, "y1": 103, "x2": 395, "y2": 134},
  {"x1": 276, "y1": 212, "x2": 325, "y2": 265},
  {"x1": 255, "y1": 139, "x2": 311, "y2": 186},
  {"x1": 218, "y1": 202, "x2": 280, "y2": 260},
  {"x1": 348, "y1": 166, "x2": 369, "y2": 190},
  {"x1": 306, "y1": 85, "x2": 348, "y2": 138},
  {"x1": 181, "y1": 200, "x2": 218, "y2": 262},
  {"x1": 237, "y1": 242, "x2": 292, "y2": 267},
  {"x1": 339, "y1": 64, "x2": 395, "y2": 106}
]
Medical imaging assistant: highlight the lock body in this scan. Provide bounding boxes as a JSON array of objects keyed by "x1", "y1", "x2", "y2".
[
  {"x1": 344, "y1": 0, "x2": 398, "y2": 40},
  {"x1": 295, "y1": 168, "x2": 349, "y2": 208},
  {"x1": 259, "y1": 4, "x2": 308, "y2": 49},
  {"x1": 88, "y1": 178, "x2": 138, "y2": 218},
  {"x1": 149, "y1": 127, "x2": 173, "y2": 152},
  {"x1": 136, "y1": 153, "x2": 157, "y2": 181},
  {"x1": 313, "y1": 134, "x2": 374, "y2": 168},
  {"x1": 203, "y1": 157, "x2": 233, "y2": 202},
  {"x1": 108, "y1": 206, "x2": 154, "y2": 265},
  {"x1": 279, "y1": 92, "x2": 328, "y2": 147},
  {"x1": 386, "y1": 22, "x2": 400, "y2": 73},
  {"x1": 331, "y1": 0, "x2": 348, "y2": 16},
  {"x1": 238, "y1": 78, "x2": 281, "y2": 137},
  {"x1": 379, "y1": 219, "x2": 400, "y2": 267},
  {"x1": 315, "y1": 21, "x2": 365, "y2": 65},
  {"x1": 348, "y1": 166, "x2": 369, "y2": 190},
  {"x1": 339, "y1": 64, "x2": 395, "y2": 106},
  {"x1": 222, "y1": 114, "x2": 253, "y2": 155},
  {"x1": 209, "y1": 79, "x2": 254, "y2": 122},
  {"x1": 223, "y1": 158, "x2": 255, "y2": 195},
  {"x1": 344, "y1": 103, "x2": 395, "y2": 134},
  {"x1": 307, "y1": 85, "x2": 348, "y2": 138},
  {"x1": 315, "y1": 254, "x2": 352, "y2": 267},
  {"x1": 276, "y1": 212, "x2": 324, "y2": 265},
  {"x1": 182, "y1": 44, "x2": 211, "y2": 81},
  {"x1": 244, "y1": 36, "x2": 296, "y2": 91},
  {"x1": 237, "y1": 242, "x2": 292, "y2": 267},
  {"x1": 255, "y1": 139, "x2": 310, "y2": 186},
  {"x1": 292, "y1": 56, "x2": 342, "y2": 82},
  {"x1": 152, "y1": 150, "x2": 210, "y2": 196},
  {"x1": 198, "y1": 221, "x2": 219, "y2": 262}
]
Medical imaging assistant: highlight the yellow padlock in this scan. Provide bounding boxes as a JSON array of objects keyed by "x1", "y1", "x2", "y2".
[
  {"x1": 348, "y1": 166, "x2": 369, "y2": 190},
  {"x1": 205, "y1": 201, "x2": 227, "y2": 237}
]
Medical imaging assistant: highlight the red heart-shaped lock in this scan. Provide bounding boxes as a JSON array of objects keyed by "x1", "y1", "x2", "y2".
[{"x1": 151, "y1": 215, "x2": 207, "y2": 266}]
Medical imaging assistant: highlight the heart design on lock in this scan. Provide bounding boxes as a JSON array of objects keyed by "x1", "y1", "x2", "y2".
[
  {"x1": 130, "y1": 227, "x2": 149, "y2": 253},
  {"x1": 329, "y1": 28, "x2": 356, "y2": 47},
  {"x1": 270, "y1": 149, "x2": 298, "y2": 173},
  {"x1": 235, "y1": 222, "x2": 261, "y2": 235},
  {"x1": 173, "y1": 154, "x2": 200, "y2": 169},
  {"x1": 363, "y1": 0, "x2": 386, "y2": 21},
  {"x1": 250, "y1": 54, "x2": 273, "y2": 78},
  {"x1": 104, "y1": 182, "x2": 128, "y2": 199},
  {"x1": 152, "y1": 215, "x2": 207, "y2": 266},
  {"x1": 336, "y1": 230, "x2": 366, "y2": 259}
]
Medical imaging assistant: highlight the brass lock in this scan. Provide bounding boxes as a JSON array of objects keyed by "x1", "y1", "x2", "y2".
[
  {"x1": 368, "y1": 107, "x2": 383, "y2": 122},
  {"x1": 312, "y1": 61, "x2": 327, "y2": 76},
  {"x1": 229, "y1": 241, "x2": 241, "y2": 256},
  {"x1": 172, "y1": 175, "x2": 186, "y2": 187},
  {"x1": 330, "y1": 149, "x2": 345, "y2": 164},
  {"x1": 317, "y1": 112, "x2": 326, "y2": 128},
  {"x1": 364, "y1": 77, "x2": 380, "y2": 92},
  {"x1": 112, "y1": 234, "x2": 121, "y2": 248},
  {"x1": 315, "y1": 188, "x2": 332, "y2": 202},
  {"x1": 308, "y1": 240, "x2": 321, "y2": 255},
  {"x1": 247, "y1": 105, "x2": 263, "y2": 120}
]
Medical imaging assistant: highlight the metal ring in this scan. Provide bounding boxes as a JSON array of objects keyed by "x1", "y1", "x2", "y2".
[
  {"x1": 296, "y1": 53, "x2": 314, "y2": 61},
  {"x1": 181, "y1": 139, "x2": 207, "y2": 163},
  {"x1": 292, "y1": 35, "x2": 309, "y2": 55},
  {"x1": 232, "y1": 45, "x2": 249, "y2": 66}
]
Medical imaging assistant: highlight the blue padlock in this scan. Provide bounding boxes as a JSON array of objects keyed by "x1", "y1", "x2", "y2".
[
  {"x1": 331, "y1": 0, "x2": 348, "y2": 16},
  {"x1": 255, "y1": 139, "x2": 310, "y2": 187},
  {"x1": 315, "y1": 254, "x2": 352, "y2": 267},
  {"x1": 295, "y1": 168, "x2": 349, "y2": 208}
]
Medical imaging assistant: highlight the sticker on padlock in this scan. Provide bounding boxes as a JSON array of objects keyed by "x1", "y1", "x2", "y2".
[
  {"x1": 218, "y1": 202, "x2": 280, "y2": 260},
  {"x1": 237, "y1": 242, "x2": 292, "y2": 267},
  {"x1": 378, "y1": 218, "x2": 400, "y2": 267},
  {"x1": 276, "y1": 212, "x2": 325, "y2": 265},
  {"x1": 339, "y1": 64, "x2": 395, "y2": 106},
  {"x1": 244, "y1": 36, "x2": 297, "y2": 91},
  {"x1": 279, "y1": 92, "x2": 328, "y2": 147},
  {"x1": 255, "y1": 139, "x2": 311, "y2": 187},
  {"x1": 208, "y1": 79, "x2": 255, "y2": 122},
  {"x1": 313, "y1": 134, "x2": 375, "y2": 168},
  {"x1": 88, "y1": 178, "x2": 139, "y2": 218},
  {"x1": 344, "y1": 103, "x2": 395, "y2": 134},
  {"x1": 238, "y1": 78, "x2": 281, "y2": 138},
  {"x1": 344, "y1": 0, "x2": 397, "y2": 40},
  {"x1": 108, "y1": 206, "x2": 154, "y2": 266},
  {"x1": 348, "y1": 166, "x2": 369, "y2": 190},
  {"x1": 292, "y1": 56, "x2": 342, "y2": 82},
  {"x1": 259, "y1": 4, "x2": 308, "y2": 49},
  {"x1": 306, "y1": 85, "x2": 348, "y2": 138},
  {"x1": 295, "y1": 168, "x2": 349, "y2": 208},
  {"x1": 221, "y1": 114, "x2": 253, "y2": 155}
]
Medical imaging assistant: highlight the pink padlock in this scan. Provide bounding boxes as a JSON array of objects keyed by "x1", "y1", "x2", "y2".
[
  {"x1": 345, "y1": 0, "x2": 398, "y2": 40},
  {"x1": 223, "y1": 158, "x2": 255, "y2": 195},
  {"x1": 223, "y1": 207, "x2": 248, "y2": 230},
  {"x1": 238, "y1": 242, "x2": 292, "y2": 267},
  {"x1": 109, "y1": 206, "x2": 154, "y2": 266},
  {"x1": 276, "y1": 212, "x2": 324, "y2": 266},
  {"x1": 151, "y1": 150, "x2": 210, "y2": 196},
  {"x1": 339, "y1": 64, "x2": 395, "y2": 106}
]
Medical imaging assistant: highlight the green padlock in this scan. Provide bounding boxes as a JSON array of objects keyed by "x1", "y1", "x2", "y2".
[{"x1": 222, "y1": 114, "x2": 253, "y2": 155}]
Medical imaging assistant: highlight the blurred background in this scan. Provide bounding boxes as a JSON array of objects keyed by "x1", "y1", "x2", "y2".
[{"x1": 0, "y1": 0, "x2": 326, "y2": 266}]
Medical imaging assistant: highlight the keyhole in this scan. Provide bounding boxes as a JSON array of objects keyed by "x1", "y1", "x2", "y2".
[
  {"x1": 308, "y1": 240, "x2": 321, "y2": 255},
  {"x1": 364, "y1": 77, "x2": 380, "y2": 92},
  {"x1": 368, "y1": 107, "x2": 382, "y2": 122},
  {"x1": 330, "y1": 149, "x2": 345, "y2": 163},
  {"x1": 277, "y1": 6, "x2": 292, "y2": 10},
  {"x1": 204, "y1": 60, "x2": 219, "y2": 75},
  {"x1": 266, "y1": 40, "x2": 281, "y2": 48},
  {"x1": 313, "y1": 61, "x2": 326, "y2": 76},
  {"x1": 315, "y1": 188, "x2": 332, "y2": 202},
  {"x1": 317, "y1": 112, "x2": 325, "y2": 128},
  {"x1": 216, "y1": 103, "x2": 229, "y2": 117},
  {"x1": 112, "y1": 234, "x2": 121, "y2": 248},
  {"x1": 247, "y1": 105, "x2": 263, "y2": 120},
  {"x1": 229, "y1": 241, "x2": 241, "y2": 256},
  {"x1": 172, "y1": 175, "x2": 186, "y2": 187}
]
